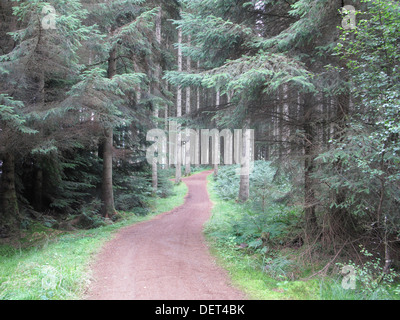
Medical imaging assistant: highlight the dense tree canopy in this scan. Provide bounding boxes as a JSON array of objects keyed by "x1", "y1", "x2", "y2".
[{"x1": 1, "y1": 0, "x2": 399, "y2": 279}]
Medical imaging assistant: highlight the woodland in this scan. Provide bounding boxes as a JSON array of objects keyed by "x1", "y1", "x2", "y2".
[{"x1": 1, "y1": 0, "x2": 400, "y2": 299}]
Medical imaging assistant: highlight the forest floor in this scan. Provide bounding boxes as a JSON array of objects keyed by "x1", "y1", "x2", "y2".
[{"x1": 84, "y1": 170, "x2": 247, "y2": 300}]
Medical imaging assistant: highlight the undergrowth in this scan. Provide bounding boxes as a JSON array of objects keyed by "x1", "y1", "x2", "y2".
[
  {"x1": 0, "y1": 180, "x2": 188, "y2": 300},
  {"x1": 205, "y1": 162, "x2": 400, "y2": 300}
]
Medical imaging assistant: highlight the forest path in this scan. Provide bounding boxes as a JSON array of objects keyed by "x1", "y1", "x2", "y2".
[{"x1": 85, "y1": 170, "x2": 246, "y2": 300}]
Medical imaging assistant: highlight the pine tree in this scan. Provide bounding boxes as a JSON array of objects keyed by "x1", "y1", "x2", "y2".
[
  {"x1": 0, "y1": 0, "x2": 92, "y2": 226},
  {"x1": 66, "y1": 0, "x2": 162, "y2": 217},
  {"x1": 165, "y1": 0, "x2": 315, "y2": 204},
  {"x1": 0, "y1": 94, "x2": 36, "y2": 227}
]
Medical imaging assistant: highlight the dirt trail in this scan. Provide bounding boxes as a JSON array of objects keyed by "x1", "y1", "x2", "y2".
[{"x1": 85, "y1": 170, "x2": 246, "y2": 300}]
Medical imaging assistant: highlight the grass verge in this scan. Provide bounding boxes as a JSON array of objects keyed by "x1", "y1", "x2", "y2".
[
  {"x1": 205, "y1": 173, "x2": 400, "y2": 300},
  {"x1": 0, "y1": 182, "x2": 188, "y2": 300},
  {"x1": 204, "y1": 173, "x2": 320, "y2": 300}
]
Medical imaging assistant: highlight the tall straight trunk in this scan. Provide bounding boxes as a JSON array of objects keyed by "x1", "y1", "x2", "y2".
[
  {"x1": 213, "y1": 90, "x2": 220, "y2": 177},
  {"x1": 195, "y1": 61, "x2": 201, "y2": 168},
  {"x1": 327, "y1": 90, "x2": 351, "y2": 238},
  {"x1": 185, "y1": 38, "x2": 191, "y2": 176},
  {"x1": 34, "y1": 166, "x2": 43, "y2": 211},
  {"x1": 32, "y1": 26, "x2": 45, "y2": 212},
  {"x1": 101, "y1": 127, "x2": 115, "y2": 218},
  {"x1": 238, "y1": 121, "x2": 251, "y2": 202},
  {"x1": 151, "y1": 8, "x2": 163, "y2": 192},
  {"x1": 175, "y1": 27, "x2": 183, "y2": 184},
  {"x1": 303, "y1": 93, "x2": 317, "y2": 234},
  {"x1": 164, "y1": 81, "x2": 169, "y2": 170},
  {"x1": 1, "y1": 152, "x2": 19, "y2": 227},
  {"x1": 101, "y1": 47, "x2": 117, "y2": 217},
  {"x1": 197, "y1": 61, "x2": 201, "y2": 111}
]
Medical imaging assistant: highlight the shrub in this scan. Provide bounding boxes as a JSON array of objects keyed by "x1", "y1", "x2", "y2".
[
  {"x1": 336, "y1": 246, "x2": 400, "y2": 299},
  {"x1": 211, "y1": 161, "x2": 301, "y2": 246}
]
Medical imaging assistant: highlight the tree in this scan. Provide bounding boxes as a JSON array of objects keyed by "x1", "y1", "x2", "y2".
[
  {"x1": 318, "y1": 0, "x2": 400, "y2": 270},
  {"x1": 165, "y1": 0, "x2": 315, "y2": 205},
  {"x1": 0, "y1": 0, "x2": 92, "y2": 226},
  {"x1": 68, "y1": 1, "x2": 161, "y2": 217},
  {"x1": 175, "y1": 25, "x2": 183, "y2": 184},
  {"x1": 0, "y1": 95, "x2": 36, "y2": 228}
]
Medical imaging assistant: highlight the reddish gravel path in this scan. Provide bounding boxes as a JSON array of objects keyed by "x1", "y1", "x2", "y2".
[{"x1": 85, "y1": 170, "x2": 246, "y2": 300}]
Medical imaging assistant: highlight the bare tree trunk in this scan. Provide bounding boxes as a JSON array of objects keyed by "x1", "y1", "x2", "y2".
[
  {"x1": 185, "y1": 36, "x2": 191, "y2": 176},
  {"x1": 1, "y1": 152, "x2": 19, "y2": 227},
  {"x1": 383, "y1": 215, "x2": 392, "y2": 274},
  {"x1": 101, "y1": 127, "x2": 115, "y2": 218},
  {"x1": 152, "y1": 157, "x2": 158, "y2": 194},
  {"x1": 213, "y1": 90, "x2": 220, "y2": 177},
  {"x1": 175, "y1": 27, "x2": 183, "y2": 184},
  {"x1": 101, "y1": 47, "x2": 117, "y2": 217},
  {"x1": 303, "y1": 93, "x2": 317, "y2": 234},
  {"x1": 151, "y1": 7, "x2": 163, "y2": 192},
  {"x1": 238, "y1": 121, "x2": 251, "y2": 202},
  {"x1": 34, "y1": 165, "x2": 43, "y2": 211},
  {"x1": 164, "y1": 81, "x2": 169, "y2": 170},
  {"x1": 326, "y1": 90, "x2": 351, "y2": 242},
  {"x1": 197, "y1": 61, "x2": 201, "y2": 111}
]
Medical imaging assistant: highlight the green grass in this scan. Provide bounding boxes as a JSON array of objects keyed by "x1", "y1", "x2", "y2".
[
  {"x1": 204, "y1": 174, "x2": 320, "y2": 300},
  {"x1": 0, "y1": 182, "x2": 188, "y2": 300},
  {"x1": 205, "y1": 174, "x2": 400, "y2": 300}
]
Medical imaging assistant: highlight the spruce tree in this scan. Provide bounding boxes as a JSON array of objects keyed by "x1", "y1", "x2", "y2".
[{"x1": 0, "y1": 0, "x2": 92, "y2": 227}]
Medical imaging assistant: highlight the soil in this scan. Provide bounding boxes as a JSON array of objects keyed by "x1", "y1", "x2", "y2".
[{"x1": 85, "y1": 170, "x2": 247, "y2": 300}]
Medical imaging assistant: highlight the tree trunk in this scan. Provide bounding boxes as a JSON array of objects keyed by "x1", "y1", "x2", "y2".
[
  {"x1": 34, "y1": 165, "x2": 43, "y2": 212},
  {"x1": 185, "y1": 38, "x2": 192, "y2": 176},
  {"x1": 100, "y1": 47, "x2": 117, "y2": 217},
  {"x1": 101, "y1": 127, "x2": 115, "y2": 218},
  {"x1": 326, "y1": 91, "x2": 351, "y2": 241},
  {"x1": 175, "y1": 27, "x2": 183, "y2": 184},
  {"x1": 303, "y1": 93, "x2": 317, "y2": 234},
  {"x1": 1, "y1": 152, "x2": 19, "y2": 227},
  {"x1": 151, "y1": 7, "x2": 163, "y2": 190},
  {"x1": 213, "y1": 91, "x2": 220, "y2": 177},
  {"x1": 238, "y1": 123, "x2": 251, "y2": 202}
]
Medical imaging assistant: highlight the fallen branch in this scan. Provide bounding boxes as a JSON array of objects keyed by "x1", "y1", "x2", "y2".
[{"x1": 302, "y1": 242, "x2": 347, "y2": 281}]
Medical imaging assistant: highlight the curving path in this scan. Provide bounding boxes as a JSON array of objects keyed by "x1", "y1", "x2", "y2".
[{"x1": 85, "y1": 170, "x2": 246, "y2": 300}]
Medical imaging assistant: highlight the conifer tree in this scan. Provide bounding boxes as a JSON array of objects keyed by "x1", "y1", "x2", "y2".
[
  {"x1": 0, "y1": 0, "x2": 92, "y2": 226},
  {"x1": 65, "y1": 0, "x2": 162, "y2": 217}
]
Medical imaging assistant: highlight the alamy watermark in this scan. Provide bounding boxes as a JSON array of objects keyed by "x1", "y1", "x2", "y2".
[
  {"x1": 341, "y1": 265, "x2": 356, "y2": 290},
  {"x1": 146, "y1": 121, "x2": 255, "y2": 174},
  {"x1": 41, "y1": 5, "x2": 57, "y2": 30},
  {"x1": 341, "y1": 5, "x2": 357, "y2": 30}
]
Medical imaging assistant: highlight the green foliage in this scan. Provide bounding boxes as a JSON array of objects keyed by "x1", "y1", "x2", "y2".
[
  {"x1": 49, "y1": 150, "x2": 101, "y2": 213},
  {"x1": 334, "y1": 246, "x2": 400, "y2": 300},
  {"x1": 0, "y1": 94, "x2": 37, "y2": 135},
  {"x1": 206, "y1": 173, "x2": 319, "y2": 299},
  {"x1": 316, "y1": 0, "x2": 400, "y2": 236},
  {"x1": 208, "y1": 161, "x2": 301, "y2": 255},
  {"x1": 0, "y1": 180, "x2": 187, "y2": 300}
]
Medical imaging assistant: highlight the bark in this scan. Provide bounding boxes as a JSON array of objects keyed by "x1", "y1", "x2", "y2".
[
  {"x1": 101, "y1": 127, "x2": 115, "y2": 218},
  {"x1": 213, "y1": 91, "x2": 220, "y2": 177},
  {"x1": 185, "y1": 37, "x2": 192, "y2": 176},
  {"x1": 238, "y1": 123, "x2": 251, "y2": 202},
  {"x1": 34, "y1": 166, "x2": 43, "y2": 211},
  {"x1": 185, "y1": 131, "x2": 191, "y2": 176},
  {"x1": 100, "y1": 47, "x2": 117, "y2": 217},
  {"x1": 327, "y1": 91, "x2": 351, "y2": 239},
  {"x1": 303, "y1": 93, "x2": 317, "y2": 234},
  {"x1": 1, "y1": 152, "x2": 19, "y2": 226},
  {"x1": 383, "y1": 214, "x2": 392, "y2": 274},
  {"x1": 175, "y1": 27, "x2": 182, "y2": 184},
  {"x1": 152, "y1": 158, "x2": 158, "y2": 194},
  {"x1": 151, "y1": 7, "x2": 163, "y2": 190},
  {"x1": 164, "y1": 81, "x2": 169, "y2": 170}
]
